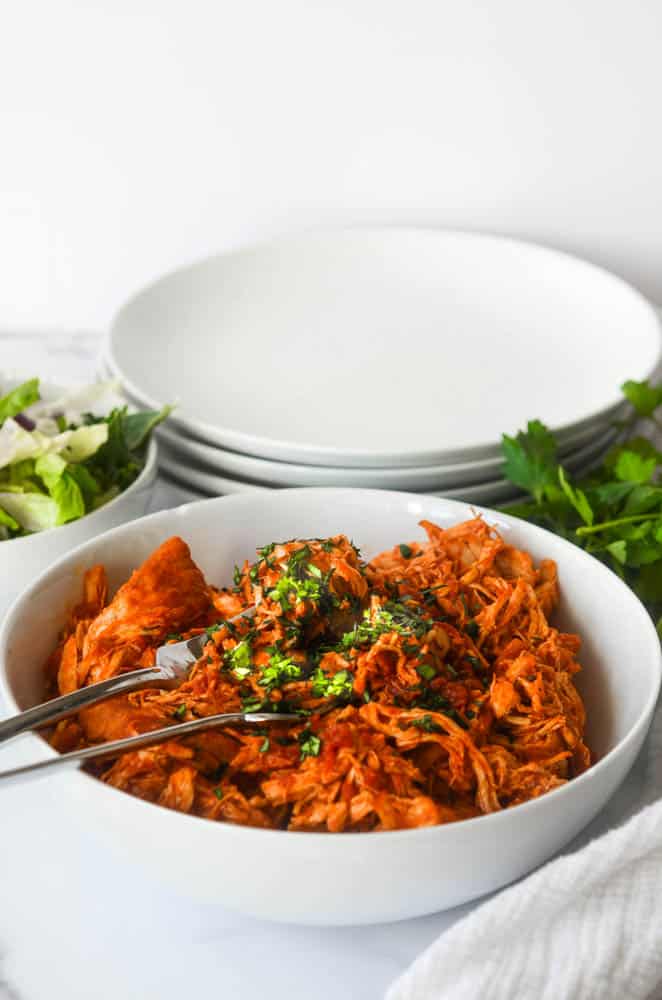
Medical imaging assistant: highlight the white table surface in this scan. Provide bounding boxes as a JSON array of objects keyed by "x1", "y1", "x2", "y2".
[{"x1": 0, "y1": 331, "x2": 653, "y2": 1000}]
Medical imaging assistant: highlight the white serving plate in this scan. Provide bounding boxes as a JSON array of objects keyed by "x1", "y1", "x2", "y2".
[
  {"x1": 105, "y1": 354, "x2": 621, "y2": 483},
  {"x1": 154, "y1": 417, "x2": 617, "y2": 489},
  {"x1": 107, "y1": 228, "x2": 660, "y2": 467},
  {"x1": 157, "y1": 446, "x2": 524, "y2": 504},
  {"x1": 1, "y1": 489, "x2": 659, "y2": 924}
]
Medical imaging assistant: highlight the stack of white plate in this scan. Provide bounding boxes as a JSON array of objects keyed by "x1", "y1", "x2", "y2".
[{"x1": 104, "y1": 229, "x2": 662, "y2": 503}]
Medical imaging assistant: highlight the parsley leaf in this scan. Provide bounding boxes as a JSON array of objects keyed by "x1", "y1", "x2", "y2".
[
  {"x1": 410, "y1": 714, "x2": 443, "y2": 733},
  {"x1": 259, "y1": 650, "x2": 302, "y2": 691},
  {"x1": 500, "y1": 381, "x2": 662, "y2": 633},
  {"x1": 613, "y1": 450, "x2": 657, "y2": 485},
  {"x1": 225, "y1": 639, "x2": 252, "y2": 679},
  {"x1": 298, "y1": 730, "x2": 322, "y2": 760},
  {"x1": 310, "y1": 667, "x2": 354, "y2": 700},
  {"x1": 558, "y1": 467, "x2": 593, "y2": 526},
  {"x1": 621, "y1": 379, "x2": 662, "y2": 418},
  {"x1": 0, "y1": 378, "x2": 40, "y2": 423},
  {"x1": 501, "y1": 420, "x2": 558, "y2": 503}
]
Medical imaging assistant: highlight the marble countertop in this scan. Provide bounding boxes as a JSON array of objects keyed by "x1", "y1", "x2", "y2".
[{"x1": 0, "y1": 331, "x2": 653, "y2": 1000}]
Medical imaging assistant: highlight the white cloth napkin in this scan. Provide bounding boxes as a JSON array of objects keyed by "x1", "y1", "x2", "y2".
[{"x1": 387, "y1": 697, "x2": 662, "y2": 1000}]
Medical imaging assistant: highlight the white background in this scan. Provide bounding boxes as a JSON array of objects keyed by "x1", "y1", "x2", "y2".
[{"x1": 1, "y1": 0, "x2": 661, "y2": 331}]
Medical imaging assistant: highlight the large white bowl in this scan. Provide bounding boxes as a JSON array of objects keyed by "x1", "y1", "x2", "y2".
[
  {"x1": 0, "y1": 489, "x2": 659, "y2": 925},
  {"x1": 0, "y1": 438, "x2": 157, "y2": 612}
]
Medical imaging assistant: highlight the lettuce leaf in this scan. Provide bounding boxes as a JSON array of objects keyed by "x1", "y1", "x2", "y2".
[
  {"x1": 54, "y1": 423, "x2": 108, "y2": 463},
  {"x1": 34, "y1": 453, "x2": 67, "y2": 491},
  {"x1": 35, "y1": 454, "x2": 85, "y2": 524},
  {"x1": 66, "y1": 463, "x2": 100, "y2": 506},
  {"x1": 122, "y1": 406, "x2": 171, "y2": 451},
  {"x1": 51, "y1": 473, "x2": 85, "y2": 524},
  {"x1": 0, "y1": 492, "x2": 59, "y2": 532},
  {"x1": 0, "y1": 507, "x2": 19, "y2": 531},
  {"x1": 0, "y1": 419, "x2": 52, "y2": 469},
  {"x1": 0, "y1": 379, "x2": 40, "y2": 424}
]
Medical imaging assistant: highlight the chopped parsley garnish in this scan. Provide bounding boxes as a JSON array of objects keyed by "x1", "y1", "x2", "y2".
[
  {"x1": 383, "y1": 601, "x2": 429, "y2": 637},
  {"x1": 257, "y1": 542, "x2": 275, "y2": 559},
  {"x1": 287, "y1": 544, "x2": 312, "y2": 570},
  {"x1": 416, "y1": 662, "x2": 436, "y2": 681},
  {"x1": 399, "y1": 543, "x2": 413, "y2": 559},
  {"x1": 259, "y1": 737, "x2": 270, "y2": 753},
  {"x1": 321, "y1": 539, "x2": 335, "y2": 552},
  {"x1": 414, "y1": 691, "x2": 451, "y2": 712},
  {"x1": 466, "y1": 655, "x2": 483, "y2": 671},
  {"x1": 213, "y1": 787, "x2": 224, "y2": 800},
  {"x1": 310, "y1": 667, "x2": 354, "y2": 700},
  {"x1": 465, "y1": 619, "x2": 480, "y2": 639},
  {"x1": 298, "y1": 729, "x2": 322, "y2": 760},
  {"x1": 165, "y1": 632, "x2": 183, "y2": 642},
  {"x1": 268, "y1": 572, "x2": 321, "y2": 611},
  {"x1": 173, "y1": 704, "x2": 187, "y2": 719},
  {"x1": 259, "y1": 650, "x2": 302, "y2": 691},
  {"x1": 241, "y1": 696, "x2": 264, "y2": 712},
  {"x1": 233, "y1": 565, "x2": 242, "y2": 586},
  {"x1": 339, "y1": 601, "x2": 428, "y2": 649},
  {"x1": 225, "y1": 638, "x2": 253, "y2": 679},
  {"x1": 410, "y1": 714, "x2": 443, "y2": 733},
  {"x1": 206, "y1": 622, "x2": 222, "y2": 638}
]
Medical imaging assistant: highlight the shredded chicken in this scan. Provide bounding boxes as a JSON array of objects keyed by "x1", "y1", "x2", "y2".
[{"x1": 45, "y1": 517, "x2": 591, "y2": 831}]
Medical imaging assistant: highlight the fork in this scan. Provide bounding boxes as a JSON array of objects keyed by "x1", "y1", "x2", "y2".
[
  {"x1": 0, "y1": 709, "x2": 301, "y2": 786},
  {"x1": 0, "y1": 606, "x2": 258, "y2": 745}
]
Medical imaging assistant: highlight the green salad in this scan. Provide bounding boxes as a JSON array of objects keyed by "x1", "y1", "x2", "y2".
[{"x1": 0, "y1": 377, "x2": 169, "y2": 540}]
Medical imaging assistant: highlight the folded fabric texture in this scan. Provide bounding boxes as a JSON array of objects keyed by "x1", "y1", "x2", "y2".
[{"x1": 387, "y1": 699, "x2": 662, "y2": 1000}]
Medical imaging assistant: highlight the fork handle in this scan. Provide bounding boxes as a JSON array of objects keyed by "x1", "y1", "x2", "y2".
[
  {"x1": 0, "y1": 666, "x2": 167, "y2": 745},
  {"x1": 0, "y1": 712, "x2": 300, "y2": 786}
]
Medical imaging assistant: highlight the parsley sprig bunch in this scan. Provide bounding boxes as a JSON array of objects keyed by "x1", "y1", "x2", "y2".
[{"x1": 500, "y1": 379, "x2": 662, "y2": 632}]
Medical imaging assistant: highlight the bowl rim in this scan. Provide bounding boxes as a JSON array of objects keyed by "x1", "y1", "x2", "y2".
[
  {"x1": 0, "y1": 487, "x2": 659, "y2": 843},
  {"x1": 0, "y1": 436, "x2": 158, "y2": 550}
]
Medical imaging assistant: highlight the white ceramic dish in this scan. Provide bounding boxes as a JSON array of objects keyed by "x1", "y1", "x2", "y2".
[
  {"x1": 107, "y1": 228, "x2": 660, "y2": 467},
  {"x1": 154, "y1": 419, "x2": 618, "y2": 490},
  {"x1": 105, "y1": 354, "x2": 620, "y2": 485},
  {"x1": 1, "y1": 489, "x2": 659, "y2": 925},
  {"x1": 157, "y1": 445, "x2": 523, "y2": 504}
]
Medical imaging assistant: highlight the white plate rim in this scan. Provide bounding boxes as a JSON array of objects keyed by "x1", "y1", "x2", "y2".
[
  {"x1": 157, "y1": 448, "x2": 525, "y2": 504},
  {"x1": 156, "y1": 418, "x2": 618, "y2": 490}
]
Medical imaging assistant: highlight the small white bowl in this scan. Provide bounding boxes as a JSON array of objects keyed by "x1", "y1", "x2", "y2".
[
  {"x1": 0, "y1": 489, "x2": 659, "y2": 925},
  {"x1": 0, "y1": 437, "x2": 157, "y2": 611}
]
